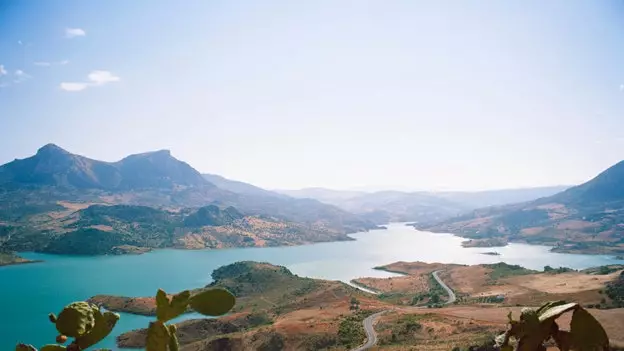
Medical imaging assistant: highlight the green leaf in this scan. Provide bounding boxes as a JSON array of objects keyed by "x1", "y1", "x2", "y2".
[
  {"x1": 538, "y1": 302, "x2": 578, "y2": 322},
  {"x1": 146, "y1": 321, "x2": 170, "y2": 351},
  {"x1": 189, "y1": 288, "x2": 236, "y2": 316},
  {"x1": 570, "y1": 307, "x2": 609, "y2": 351},
  {"x1": 40, "y1": 346, "x2": 66, "y2": 351},
  {"x1": 155, "y1": 289, "x2": 190, "y2": 322}
]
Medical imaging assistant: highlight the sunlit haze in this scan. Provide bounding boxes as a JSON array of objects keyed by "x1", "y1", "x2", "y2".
[{"x1": 2, "y1": 0, "x2": 624, "y2": 191}]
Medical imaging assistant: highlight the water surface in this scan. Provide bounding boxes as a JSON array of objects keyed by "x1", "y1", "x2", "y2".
[{"x1": 1, "y1": 223, "x2": 620, "y2": 349}]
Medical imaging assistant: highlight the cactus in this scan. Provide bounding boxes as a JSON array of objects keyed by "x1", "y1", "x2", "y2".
[
  {"x1": 189, "y1": 288, "x2": 236, "y2": 317},
  {"x1": 16, "y1": 287, "x2": 234, "y2": 351},
  {"x1": 147, "y1": 287, "x2": 236, "y2": 351},
  {"x1": 495, "y1": 301, "x2": 610, "y2": 351},
  {"x1": 15, "y1": 301, "x2": 119, "y2": 351},
  {"x1": 54, "y1": 302, "x2": 98, "y2": 338}
]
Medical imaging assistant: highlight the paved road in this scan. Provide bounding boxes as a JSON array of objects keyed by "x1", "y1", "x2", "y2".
[
  {"x1": 351, "y1": 310, "x2": 388, "y2": 351},
  {"x1": 351, "y1": 270, "x2": 455, "y2": 351},
  {"x1": 432, "y1": 270, "x2": 456, "y2": 304}
]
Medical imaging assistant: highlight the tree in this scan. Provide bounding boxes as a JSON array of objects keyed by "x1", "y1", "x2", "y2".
[{"x1": 430, "y1": 293, "x2": 440, "y2": 304}]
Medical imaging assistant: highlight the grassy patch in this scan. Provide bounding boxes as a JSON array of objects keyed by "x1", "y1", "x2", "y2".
[
  {"x1": 484, "y1": 262, "x2": 536, "y2": 282},
  {"x1": 337, "y1": 310, "x2": 374, "y2": 348}
]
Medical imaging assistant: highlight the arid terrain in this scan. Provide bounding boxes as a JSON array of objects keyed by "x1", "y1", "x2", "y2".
[{"x1": 93, "y1": 260, "x2": 624, "y2": 350}]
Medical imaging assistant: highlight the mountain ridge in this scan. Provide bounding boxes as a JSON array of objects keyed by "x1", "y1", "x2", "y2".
[
  {"x1": 0, "y1": 144, "x2": 209, "y2": 190},
  {"x1": 419, "y1": 160, "x2": 624, "y2": 254}
]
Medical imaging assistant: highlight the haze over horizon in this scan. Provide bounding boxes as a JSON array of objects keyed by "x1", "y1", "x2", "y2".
[{"x1": 2, "y1": 0, "x2": 624, "y2": 191}]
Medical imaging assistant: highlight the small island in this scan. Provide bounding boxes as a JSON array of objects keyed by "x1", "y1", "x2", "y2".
[
  {"x1": 616, "y1": 255, "x2": 624, "y2": 260},
  {"x1": 0, "y1": 251, "x2": 39, "y2": 267},
  {"x1": 461, "y1": 237, "x2": 508, "y2": 248}
]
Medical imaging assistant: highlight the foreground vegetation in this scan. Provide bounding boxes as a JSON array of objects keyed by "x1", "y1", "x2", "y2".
[{"x1": 16, "y1": 287, "x2": 235, "y2": 351}]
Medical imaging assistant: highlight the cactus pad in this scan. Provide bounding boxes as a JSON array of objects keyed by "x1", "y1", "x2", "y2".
[
  {"x1": 156, "y1": 289, "x2": 190, "y2": 322},
  {"x1": 54, "y1": 302, "x2": 98, "y2": 337},
  {"x1": 75, "y1": 310, "x2": 120, "y2": 349},
  {"x1": 570, "y1": 307, "x2": 609, "y2": 350},
  {"x1": 146, "y1": 321, "x2": 170, "y2": 351},
  {"x1": 168, "y1": 324, "x2": 180, "y2": 351},
  {"x1": 189, "y1": 288, "x2": 235, "y2": 316}
]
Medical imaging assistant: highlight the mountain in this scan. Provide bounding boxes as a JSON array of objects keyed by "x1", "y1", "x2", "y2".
[
  {"x1": 203, "y1": 173, "x2": 287, "y2": 198},
  {"x1": 419, "y1": 161, "x2": 624, "y2": 255},
  {"x1": 434, "y1": 185, "x2": 571, "y2": 208},
  {"x1": 0, "y1": 144, "x2": 208, "y2": 190},
  {"x1": 278, "y1": 187, "x2": 367, "y2": 202},
  {"x1": 276, "y1": 186, "x2": 570, "y2": 224},
  {"x1": 3, "y1": 203, "x2": 354, "y2": 255},
  {"x1": 0, "y1": 145, "x2": 376, "y2": 260}
]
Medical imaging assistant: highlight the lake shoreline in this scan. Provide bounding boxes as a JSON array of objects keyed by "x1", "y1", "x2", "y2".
[{"x1": 6, "y1": 222, "x2": 623, "y2": 268}]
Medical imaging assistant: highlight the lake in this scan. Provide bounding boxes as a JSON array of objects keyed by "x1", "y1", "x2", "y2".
[{"x1": 1, "y1": 223, "x2": 621, "y2": 350}]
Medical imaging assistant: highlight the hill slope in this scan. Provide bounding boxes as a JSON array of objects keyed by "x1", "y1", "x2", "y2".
[
  {"x1": 278, "y1": 186, "x2": 569, "y2": 224},
  {"x1": 419, "y1": 161, "x2": 624, "y2": 254},
  {"x1": 2, "y1": 203, "x2": 355, "y2": 255},
  {"x1": 0, "y1": 145, "x2": 375, "y2": 239}
]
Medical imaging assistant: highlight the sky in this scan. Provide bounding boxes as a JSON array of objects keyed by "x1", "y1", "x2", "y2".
[{"x1": 2, "y1": 0, "x2": 624, "y2": 191}]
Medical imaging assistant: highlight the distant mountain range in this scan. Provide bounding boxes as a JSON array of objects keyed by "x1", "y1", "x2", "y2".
[
  {"x1": 2, "y1": 143, "x2": 621, "y2": 259},
  {"x1": 418, "y1": 161, "x2": 624, "y2": 255},
  {"x1": 277, "y1": 185, "x2": 570, "y2": 224},
  {"x1": 0, "y1": 144, "x2": 373, "y2": 231},
  {"x1": 0, "y1": 144, "x2": 378, "y2": 261}
]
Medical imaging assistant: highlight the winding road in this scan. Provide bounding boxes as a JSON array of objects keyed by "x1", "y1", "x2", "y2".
[{"x1": 351, "y1": 270, "x2": 455, "y2": 351}]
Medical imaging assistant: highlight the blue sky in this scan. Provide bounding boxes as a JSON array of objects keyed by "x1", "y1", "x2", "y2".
[{"x1": 1, "y1": 0, "x2": 624, "y2": 191}]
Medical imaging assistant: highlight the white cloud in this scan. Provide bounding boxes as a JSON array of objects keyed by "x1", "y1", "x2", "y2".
[
  {"x1": 65, "y1": 28, "x2": 86, "y2": 38},
  {"x1": 13, "y1": 69, "x2": 31, "y2": 83},
  {"x1": 0, "y1": 64, "x2": 6, "y2": 75},
  {"x1": 88, "y1": 70, "x2": 120, "y2": 85},
  {"x1": 60, "y1": 82, "x2": 89, "y2": 92},
  {"x1": 34, "y1": 60, "x2": 69, "y2": 67},
  {"x1": 60, "y1": 70, "x2": 120, "y2": 92}
]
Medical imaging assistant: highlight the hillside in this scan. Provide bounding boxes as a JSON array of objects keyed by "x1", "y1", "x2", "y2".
[
  {"x1": 93, "y1": 261, "x2": 383, "y2": 350},
  {"x1": 418, "y1": 161, "x2": 624, "y2": 254},
  {"x1": 2, "y1": 203, "x2": 354, "y2": 256},
  {"x1": 0, "y1": 145, "x2": 377, "y2": 260},
  {"x1": 356, "y1": 261, "x2": 624, "y2": 309},
  {"x1": 94, "y1": 261, "x2": 624, "y2": 350},
  {"x1": 278, "y1": 186, "x2": 570, "y2": 225}
]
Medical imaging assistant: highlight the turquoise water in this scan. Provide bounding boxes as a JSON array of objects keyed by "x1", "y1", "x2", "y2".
[{"x1": 1, "y1": 223, "x2": 621, "y2": 350}]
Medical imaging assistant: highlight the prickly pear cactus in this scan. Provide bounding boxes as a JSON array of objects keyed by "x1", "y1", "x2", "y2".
[
  {"x1": 54, "y1": 302, "x2": 98, "y2": 338},
  {"x1": 146, "y1": 321, "x2": 171, "y2": 351},
  {"x1": 156, "y1": 289, "x2": 190, "y2": 323},
  {"x1": 16, "y1": 287, "x2": 235, "y2": 351},
  {"x1": 16, "y1": 301, "x2": 119, "y2": 351},
  {"x1": 75, "y1": 309, "x2": 120, "y2": 349},
  {"x1": 189, "y1": 288, "x2": 236, "y2": 316},
  {"x1": 147, "y1": 287, "x2": 235, "y2": 351},
  {"x1": 495, "y1": 301, "x2": 610, "y2": 351}
]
